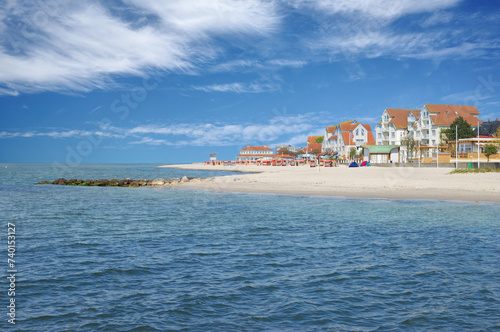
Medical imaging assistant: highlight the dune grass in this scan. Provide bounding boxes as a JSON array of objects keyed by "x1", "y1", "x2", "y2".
[{"x1": 449, "y1": 168, "x2": 500, "y2": 174}]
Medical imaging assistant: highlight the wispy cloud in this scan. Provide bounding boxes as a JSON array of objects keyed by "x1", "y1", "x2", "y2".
[
  {"x1": 1, "y1": 0, "x2": 499, "y2": 96},
  {"x1": 0, "y1": 0, "x2": 279, "y2": 95},
  {"x1": 192, "y1": 81, "x2": 281, "y2": 93},
  {"x1": 0, "y1": 113, "x2": 327, "y2": 147}
]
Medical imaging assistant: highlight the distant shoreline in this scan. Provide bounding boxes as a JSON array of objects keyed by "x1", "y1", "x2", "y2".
[{"x1": 158, "y1": 163, "x2": 500, "y2": 203}]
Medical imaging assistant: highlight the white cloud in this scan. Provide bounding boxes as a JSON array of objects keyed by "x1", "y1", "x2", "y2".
[
  {"x1": 192, "y1": 81, "x2": 281, "y2": 93},
  {"x1": 0, "y1": 0, "x2": 279, "y2": 95},
  {"x1": 0, "y1": 113, "x2": 327, "y2": 147},
  {"x1": 285, "y1": 0, "x2": 461, "y2": 20}
]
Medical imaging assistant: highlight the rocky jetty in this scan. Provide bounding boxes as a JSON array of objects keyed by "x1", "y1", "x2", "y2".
[{"x1": 37, "y1": 176, "x2": 201, "y2": 187}]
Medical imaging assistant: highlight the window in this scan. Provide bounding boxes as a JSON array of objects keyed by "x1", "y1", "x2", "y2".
[
  {"x1": 356, "y1": 129, "x2": 359, "y2": 135},
  {"x1": 378, "y1": 133, "x2": 381, "y2": 138},
  {"x1": 391, "y1": 141, "x2": 395, "y2": 145},
  {"x1": 432, "y1": 130, "x2": 436, "y2": 136},
  {"x1": 391, "y1": 132, "x2": 395, "y2": 138},
  {"x1": 361, "y1": 129, "x2": 365, "y2": 135}
]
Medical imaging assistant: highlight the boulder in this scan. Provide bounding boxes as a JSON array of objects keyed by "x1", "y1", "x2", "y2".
[
  {"x1": 151, "y1": 178, "x2": 165, "y2": 186},
  {"x1": 180, "y1": 176, "x2": 189, "y2": 183},
  {"x1": 53, "y1": 178, "x2": 67, "y2": 185}
]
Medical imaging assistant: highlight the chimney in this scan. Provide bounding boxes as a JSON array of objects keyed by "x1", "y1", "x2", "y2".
[
  {"x1": 496, "y1": 118, "x2": 499, "y2": 121},
  {"x1": 488, "y1": 119, "x2": 491, "y2": 122}
]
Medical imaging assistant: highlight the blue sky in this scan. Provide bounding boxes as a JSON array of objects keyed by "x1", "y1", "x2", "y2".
[{"x1": 1, "y1": 0, "x2": 500, "y2": 164}]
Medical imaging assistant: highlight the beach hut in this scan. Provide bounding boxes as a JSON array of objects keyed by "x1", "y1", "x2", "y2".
[
  {"x1": 297, "y1": 159, "x2": 305, "y2": 166},
  {"x1": 310, "y1": 160, "x2": 316, "y2": 167},
  {"x1": 348, "y1": 161, "x2": 359, "y2": 167},
  {"x1": 324, "y1": 160, "x2": 333, "y2": 167}
]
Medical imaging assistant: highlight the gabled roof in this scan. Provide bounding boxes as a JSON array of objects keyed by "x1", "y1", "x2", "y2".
[
  {"x1": 366, "y1": 132, "x2": 376, "y2": 145},
  {"x1": 341, "y1": 132, "x2": 354, "y2": 145},
  {"x1": 339, "y1": 120, "x2": 358, "y2": 132},
  {"x1": 307, "y1": 136, "x2": 323, "y2": 144},
  {"x1": 477, "y1": 119, "x2": 500, "y2": 136},
  {"x1": 241, "y1": 145, "x2": 273, "y2": 151},
  {"x1": 385, "y1": 109, "x2": 420, "y2": 129},
  {"x1": 328, "y1": 135, "x2": 338, "y2": 140},
  {"x1": 326, "y1": 125, "x2": 337, "y2": 133},
  {"x1": 362, "y1": 124, "x2": 372, "y2": 131},
  {"x1": 307, "y1": 142, "x2": 322, "y2": 152},
  {"x1": 424, "y1": 104, "x2": 482, "y2": 126}
]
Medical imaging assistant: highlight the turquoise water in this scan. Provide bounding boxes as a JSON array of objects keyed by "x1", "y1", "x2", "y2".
[{"x1": 1, "y1": 164, "x2": 499, "y2": 331}]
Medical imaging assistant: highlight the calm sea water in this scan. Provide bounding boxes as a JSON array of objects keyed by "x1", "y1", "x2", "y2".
[{"x1": 1, "y1": 164, "x2": 499, "y2": 331}]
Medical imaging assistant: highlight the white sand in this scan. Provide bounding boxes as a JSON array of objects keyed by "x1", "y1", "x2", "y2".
[{"x1": 158, "y1": 164, "x2": 500, "y2": 203}]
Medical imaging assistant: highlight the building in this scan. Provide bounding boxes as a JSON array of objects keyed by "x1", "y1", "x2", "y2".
[
  {"x1": 362, "y1": 145, "x2": 401, "y2": 163},
  {"x1": 458, "y1": 136, "x2": 499, "y2": 154},
  {"x1": 375, "y1": 109, "x2": 420, "y2": 146},
  {"x1": 236, "y1": 145, "x2": 274, "y2": 161},
  {"x1": 298, "y1": 136, "x2": 323, "y2": 159},
  {"x1": 276, "y1": 144, "x2": 302, "y2": 153},
  {"x1": 322, "y1": 120, "x2": 375, "y2": 157},
  {"x1": 474, "y1": 118, "x2": 500, "y2": 136},
  {"x1": 407, "y1": 104, "x2": 482, "y2": 156}
]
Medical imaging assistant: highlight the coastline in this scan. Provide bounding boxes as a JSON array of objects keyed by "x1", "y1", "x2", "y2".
[{"x1": 158, "y1": 163, "x2": 500, "y2": 203}]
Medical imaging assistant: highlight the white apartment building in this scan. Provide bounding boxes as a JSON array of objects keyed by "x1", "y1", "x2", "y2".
[
  {"x1": 375, "y1": 109, "x2": 420, "y2": 146},
  {"x1": 407, "y1": 104, "x2": 481, "y2": 156},
  {"x1": 322, "y1": 120, "x2": 375, "y2": 157}
]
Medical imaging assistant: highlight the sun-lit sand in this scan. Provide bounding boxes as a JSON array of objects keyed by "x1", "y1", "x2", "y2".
[{"x1": 158, "y1": 163, "x2": 500, "y2": 202}]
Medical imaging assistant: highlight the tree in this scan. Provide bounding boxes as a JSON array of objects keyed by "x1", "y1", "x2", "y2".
[
  {"x1": 349, "y1": 147, "x2": 357, "y2": 160},
  {"x1": 400, "y1": 136, "x2": 416, "y2": 162},
  {"x1": 484, "y1": 144, "x2": 498, "y2": 162},
  {"x1": 495, "y1": 126, "x2": 500, "y2": 138},
  {"x1": 442, "y1": 116, "x2": 477, "y2": 153},
  {"x1": 315, "y1": 136, "x2": 324, "y2": 144},
  {"x1": 443, "y1": 116, "x2": 476, "y2": 142}
]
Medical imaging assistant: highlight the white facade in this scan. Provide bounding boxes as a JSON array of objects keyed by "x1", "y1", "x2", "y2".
[
  {"x1": 322, "y1": 121, "x2": 374, "y2": 157},
  {"x1": 374, "y1": 109, "x2": 416, "y2": 146},
  {"x1": 407, "y1": 106, "x2": 442, "y2": 149},
  {"x1": 236, "y1": 146, "x2": 273, "y2": 161}
]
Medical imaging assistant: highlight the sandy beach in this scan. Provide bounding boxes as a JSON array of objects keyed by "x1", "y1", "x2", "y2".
[{"x1": 158, "y1": 164, "x2": 500, "y2": 203}]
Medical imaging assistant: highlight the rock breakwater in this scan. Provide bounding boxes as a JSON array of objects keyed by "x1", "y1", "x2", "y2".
[{"x1": 37, "y1": 176, "x2": 208, "y2": 187}]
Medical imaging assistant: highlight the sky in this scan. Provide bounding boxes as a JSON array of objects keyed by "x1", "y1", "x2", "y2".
[{"x1": 1, "y1": 0, "x2": 500, "y2": 164}]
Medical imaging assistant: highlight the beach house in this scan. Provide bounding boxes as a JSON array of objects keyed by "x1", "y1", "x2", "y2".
[
  {"x1": 236, "y1": 145, "x2": 274, "y2": 161},
  {"x1": 322, "y1": 120, "x2": 375, "y2": 157}
]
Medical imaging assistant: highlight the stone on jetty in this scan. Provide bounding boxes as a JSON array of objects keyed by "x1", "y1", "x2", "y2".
[{"x1": 37, "y1": 177, "x2": 197, "y2": 187}]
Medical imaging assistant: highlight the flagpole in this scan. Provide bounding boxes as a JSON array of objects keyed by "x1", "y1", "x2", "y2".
[
  {"x1": 477, "y1": 121, "x2": 480, "y2": 169},
  {"x1": 455, "y1": 124, "x2": 458, "y2": 169}
]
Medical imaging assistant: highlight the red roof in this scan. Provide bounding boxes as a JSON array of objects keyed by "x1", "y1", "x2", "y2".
[
  {"x1": 425, "y1": 104, "x2": 481, "y2": 126},
  {"x1": 339, "y1": 120, "x2": 358, "y2": 131},
  {"x1": 366, "y1": 132, "x2": 376, "y2": 145},
  {"x1": 307, "y1": 142, "x2": 322, "y2": 152},
  {"x1": 240, "y1": 145, "x2": 273, "y2": 152},
  {"x1": 307, "y1": 136, "x2": 323, "y2": 144},
  {"x1": 326, "y1": 125, "x2": 337, "y2": 133},
  {"x1": 385, "y1": 109, "x2": 420, "y2": 129},
  {"x1": 341, "y1": 132, "x2": 353, "y2": 145},
  {"x1": 328, "y1": 135, "x2": 338, "y2": 140},
  {"x1": 362, "y1": 124, "x2": 372, "y2": 131},
  {"x1": 237, "y1": 153, "x2": 273, "y2": 157}
]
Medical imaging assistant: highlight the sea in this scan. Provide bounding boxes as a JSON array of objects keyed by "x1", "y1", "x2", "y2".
[{"x1": 0, "y1": 163, "x2": 499, "y2": 331}]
